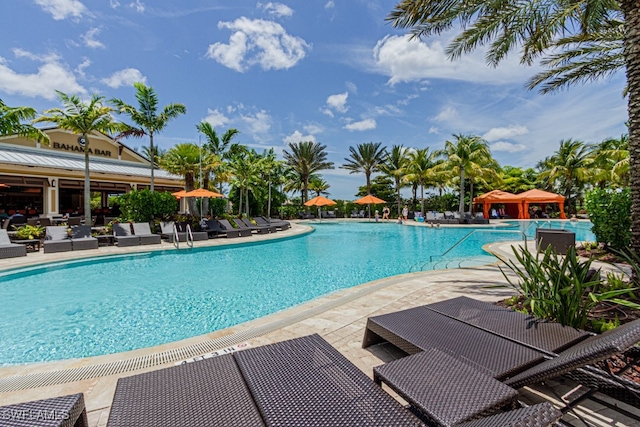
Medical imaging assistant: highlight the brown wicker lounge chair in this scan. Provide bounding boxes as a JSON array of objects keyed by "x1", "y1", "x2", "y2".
[
  {"x1": 218, "y1": 219, "x2": 252, "y2": 237},
  {"x1": 0, "y1": 229, "x2": 27, "y2": 258},
  {"x1": 0, "y1": 393, "x2": 88, "y2": 427}
]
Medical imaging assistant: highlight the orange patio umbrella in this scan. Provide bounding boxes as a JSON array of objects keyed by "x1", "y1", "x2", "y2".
[
  {"x1": 304, "y1": 195, "x2": 336, "y2": 219},
  {"x1": 354, "y1": 194, "x2": 386, "y2": 221},
  {"x1": 171, "y1": 190, "x2": 188, "y2": 198},
  {"x1": 184, "y1": 188, "x2": 224, "y2": 198}
]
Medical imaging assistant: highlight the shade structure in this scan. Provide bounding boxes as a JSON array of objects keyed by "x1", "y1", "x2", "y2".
[
  {"x1": 354, "y1": 194, "x2": 386, "y2": 205},
  {"x1": 184, "y1": 188, "x2": 224, "y2": 198},
  {"x1": 171, "y1": 190, "x2": 188, "y2": 198},
  {"x1": 304, "y1": 195, "x2": 337, "y2": 207},
  {"x1": 354, "y1": 194, "x2": 386, "y2": 221},
  {"x1": 518, "y1": 189, "x2": 566, "y2": 219},
  {"x1": 473, "y1": 190, "x2": 523, "y2": 219},
  {"x1": 304, "y1": 195, "x2": 336, "y2": 220}
]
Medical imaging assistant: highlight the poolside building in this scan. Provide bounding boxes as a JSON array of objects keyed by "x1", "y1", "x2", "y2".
[{"x1": 0, "y1": 128, "x2": 183, "y2": 217}]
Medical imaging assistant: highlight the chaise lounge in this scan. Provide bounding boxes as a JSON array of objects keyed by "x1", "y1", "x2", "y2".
[
  {"x1": 43, "y1": 226, "x2": 73, "y2": 253},
  {"x1": 106, "y1": 334, "x2": 561, "y2": 427},
  {"x1": 112, "y1": 223, "x2": 140, "y2": 247},
  {"x1": 132, "y1": 222, "x2": 162, "y2": 245},
  {"x1": 0, "y1": 228, "x2": 27, "y2": 258},
  {"x1": 218, "y1": 219, "x2": 252, "y2": 237}
]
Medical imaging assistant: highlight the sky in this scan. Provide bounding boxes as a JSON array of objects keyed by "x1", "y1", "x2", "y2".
[{"x1": 0, "y1": 1, "x2": 629, "y2": 200}]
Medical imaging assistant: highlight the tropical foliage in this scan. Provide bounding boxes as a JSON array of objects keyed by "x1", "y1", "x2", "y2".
[
  {"x1": 0, "y1": 99, "x2": 49, "y2": 143},
  {"x1": 34, "y1": 91, "x2": 125, "y2": 218},
  {"x1": 116, "y1": 189, "x2": 178, "y2": 223},
  {"x1": 112, "y1": 82, "x2": 186, "y2": 192},
  {"x1": 283, "y1": 141, "x2": 334, "y2": 205},
  {"x1": 585, "y1": 188, "x2": 632, "y2": 250}
]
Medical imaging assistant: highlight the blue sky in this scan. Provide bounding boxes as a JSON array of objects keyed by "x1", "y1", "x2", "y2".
[{"x1": 0, "y1": 1, "x2": 629, "y2": 199}]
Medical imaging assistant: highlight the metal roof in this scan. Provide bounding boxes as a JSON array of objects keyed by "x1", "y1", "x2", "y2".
[{"x1": 0, "y1": 144, "x2": 180, "y2": 180}]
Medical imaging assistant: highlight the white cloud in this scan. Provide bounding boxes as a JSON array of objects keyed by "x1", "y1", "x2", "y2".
[
  {"x1": 206, "y1": 17, "x2": 309, "y2": 72},
  {"x1": 490, "y1": 141, "x2": 529, "y2": 153},
  {"x1": 109, "y1": 0, "x2": 120, "y2": 8},
  {"x1": 0, "y1": 53, "x2": 86, "y2": 99},
  {"x1": 75, "y1": 58, "x2": 91, "y2": 79},
  {"x1": 303, "y1": 123, "x2": 323, "y2": 134},
  {"x1": 284, "y1": 130, "x2": 316, "y2": 144},
  {"x1": 13, "y1": 48, "x2": 59, "y2": 63},
  {"x1": 483, "y1": 125, "x2": 529, "y2": 141},
  {"x1": 34, "y1": 0, "x2": 87, "y2": 20},
  {"x1": 428, "y1": 126, "x2": 439, "y2": 134},
  {"x1": 344, "y1": 118, "x2": 376, "y2": 131},
  {"x1": 129, "y1": 0, "x2": 144, "y2": 13},
  {"x1": 346, "y1": 81, "x2": 357, "y2": 94},
  {"x1": 241, "y1": 109, "x2": 271, "y2": 136},
  {"x1": 259, "y1": 2, "x2": 294, "y2": 18},
  {"x1": 325, "y1": 1, "x2": 335, "y2": 9},
  {"x1": 326, "y1": 92, "x2": 348, "y2": 113},
  {"x1": 372, "y1": 34, "x2": 534, "y2": 86},
  {"x1": 82, "y1": 28, "x2": 105, "y2": 49},
  {"x1": 434, "y1": 106, "x2": 458, "y2": 122},
  {"x1": 203, "y1": 108, "x2": 230, "y2": 128},
  {"x1": 101, "y1": 68, "x2": 146, "y2": 88}
]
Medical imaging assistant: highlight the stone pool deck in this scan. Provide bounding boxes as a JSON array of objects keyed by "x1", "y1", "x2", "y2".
[{"x1": 0, "y1": 220, "x2": 637, "y2": 426}]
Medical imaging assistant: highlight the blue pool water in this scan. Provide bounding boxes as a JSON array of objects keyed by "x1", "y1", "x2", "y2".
[{"x1": 0, "y1": 220, "x2": 595, "y2": 366}]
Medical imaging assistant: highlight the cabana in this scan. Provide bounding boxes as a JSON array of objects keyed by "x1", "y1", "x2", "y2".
[
  {"x1": 519, "y1": 189, "x2": 567, "y2": 219},
  {"x1": 473, "y1": 190, "x2": 524, "y2": 219},
  {"x1": 474, "y1": 189, "x2": 567, "y2": 219}
]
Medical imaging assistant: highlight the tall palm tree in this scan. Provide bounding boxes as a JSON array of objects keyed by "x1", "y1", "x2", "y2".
[
  {"x1": 141, "y1": 145, "x2": 165, "y2": 167},
  {"x1": 0, "y1": 99, "x2": 49, "y2": 143},
  {"x1": 342, "y1": 142, "x2": 387, "y2": 196},
  {"x1": 283, "y1": 141, "x2": 334, "y2": 205},
  {"x1": 228, "y1": 146, "x2": 262, "y2": 216},
  {"x1": 538, "y1": 139, "x2": 593, "y2": 213},
  {"x1": 112, "y1": 82, "x2": 186, "y2": 192},
  {"x1": 439, "y1": 134, "x2": 493, "y2": 215},
  {"x1": 34, "y1": 91, "x2": 124, "y2": 218},
  {"x1": 379, "y1": 145, "x2": 409, "y2": 215},
  {"x1": 196, "y1": 122, "x2": 240, "y2": 193},
  {"x1": 386, "y1": 0, "x2": 640, "y2": 258},
  {"x1": 404, "y1": 147, "x2": 439, "y2": 214},
  {"x1": 159, "y1": 143, "x2": 200, "y2": 214}
]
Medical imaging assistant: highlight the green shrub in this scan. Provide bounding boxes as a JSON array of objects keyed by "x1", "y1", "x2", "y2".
[
  {"x1": 501, "y1": 245, "x2": 639, "y2": 328},
  {"x1": 14, "y1": 225, "x2": 44, "y2": 240},
  {"x1": 584, "y1": 188, "x2": 631, "y2": 250},
  {"x1": 115, "y1": 189, "x2": 178, "y2": 223}
]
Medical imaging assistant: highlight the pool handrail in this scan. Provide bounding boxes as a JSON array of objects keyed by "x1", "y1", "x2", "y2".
[
  {"x1": 411, "y1": 229, "x2": 528, "y2": 272},
  {"x1": 523, "y1": 220, "x2": 552, "y2": 235}
]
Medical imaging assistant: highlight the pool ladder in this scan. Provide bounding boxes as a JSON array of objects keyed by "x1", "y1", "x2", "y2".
[
  {"x1": 172, "y1": 223, "x2": 194, "y2": 249},
  {"x1": 410, "y1": 229, "x2": 528, "y2": 272}
]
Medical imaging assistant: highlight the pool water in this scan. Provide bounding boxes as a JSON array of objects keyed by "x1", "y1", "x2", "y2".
[{"x1": 0, "y1": 220, "x2": 595, "y2": 366}]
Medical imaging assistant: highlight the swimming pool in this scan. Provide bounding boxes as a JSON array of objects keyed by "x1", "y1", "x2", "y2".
[{"x1": 0, "y1": 220, "x2": 595, "y2": 366}]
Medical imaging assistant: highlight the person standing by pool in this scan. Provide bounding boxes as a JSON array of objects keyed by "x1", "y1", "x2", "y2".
[
  {"x1": 382, "y1": 206, "x2": 390, "y2": 221},
  {"x1": 402, "y1": 205, "x2": 408, "y2": 221},
  {"x1": 374, "y1": 210, "x2": 380, "y2": 222}
]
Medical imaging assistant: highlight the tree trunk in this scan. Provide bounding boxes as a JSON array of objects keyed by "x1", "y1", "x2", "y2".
[
  {"x1": 83, "y1": 135, "x2": 91, "y2": 221},
  {"x1": 622, "y1": 0, "x2": 640, "y2": 261},
  {"x1": 149, "y1": 132, "x2": 155, "y2": 193},
  {"x1": 468, "y1": 180, "x2": 474, "y2": 213},
  {"x1": 396, "y1": 177, "x2": 402, "y2": 217},
  {"x1": 459, "y1": 170, "x2": 466, "y2": 215},
  {"x1": 238, "y1": 188, "x2": 243, "y2": 215},
  {"x1": 420, "y1": 182, "x2": 425, "y2": 214}
]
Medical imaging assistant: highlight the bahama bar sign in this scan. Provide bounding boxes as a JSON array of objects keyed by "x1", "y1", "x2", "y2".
[{"x1": 51, "y1": 141, "x2": 112, "y2": 157}]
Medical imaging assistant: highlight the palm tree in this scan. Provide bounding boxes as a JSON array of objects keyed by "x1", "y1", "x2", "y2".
[
  {"x1": 309, "y1": 177, "x2": 331, "y2": 197},
  {"x1": 590, "y1": 134, "x2": 629, "y2": 188},
  {"x1": 0, "y1": 99, "x2": 49, "y2": 143},
  {"x1": 439, "y1": 134, "x2": 493, "y2": 216},
  {"x1": 342, "y1": 142, "x2": 387, "y2": 196},
  {"x1": 538, "y1": 139, "x2": 593, "y2": 213},
  {"x1": 159, "y1": 143, "x2": 200, "y2": 214},
  {"x1": 386, "y1": 0, "x2": 640, "y2": 258},
  {"x1": 283, "y1": 141, "x2": 334, "y2": 205},
  {"x1": 141, "y1": 145, "x2": 165, "y2": 167},
  {"x1": 197, "y1": 122, "x2": 240, "y2": 193},
  {"x1": 34, "y1": 91, "x2": 124, "y2": 218},
  {"x1": 379, "y1": 145, "x2": 409, "y2": 215},
  {"x1": 403, "y1": 148, "x2": 439, "y2": 215},
  {"x1": 112, "y1": 82, "x2": 186, "y2": 192},
  {"x1": 228, "y1": 146, "x2": 262, "y2": 216}
]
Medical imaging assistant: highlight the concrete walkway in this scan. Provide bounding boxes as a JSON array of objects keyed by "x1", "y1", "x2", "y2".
[{"x1": 0, "y1": 221, "x2": 637, "y2": 426}]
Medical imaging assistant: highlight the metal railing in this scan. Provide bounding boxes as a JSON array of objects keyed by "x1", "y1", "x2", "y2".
[
  {"x1": 185, "y1": 224, "x2": 194, "y2": 248},
  {"x1": 523, "y1": 219, "x2": 552, "y2": 235},
  {"x1": 410, "y1": 229, "x2": 528, "y2": 272},
  {"x1": 172, "y1": 223, "x2": 180, "y2": 249}
]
